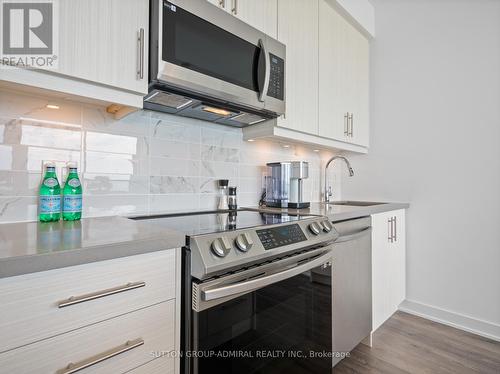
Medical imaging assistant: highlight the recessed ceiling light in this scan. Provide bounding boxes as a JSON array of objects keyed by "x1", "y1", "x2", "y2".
[{"x1": 46, "y1": 104, "x2": 60, "y2": 109}]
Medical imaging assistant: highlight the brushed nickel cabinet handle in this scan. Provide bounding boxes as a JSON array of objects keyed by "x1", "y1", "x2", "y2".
[
  {"x1": 388, "y1": 217, "x2": 393, "y2": 243},
  {"x1": 231, "y1": 0, "x2": 238, "y2": 14},
  {"x1": 394, "y1": 216, "x2": 397, "y2": 242},
  {"x1": 137, "y1": 28, "x2": 145, "y2": 79},
  {"x1": 57, "y1": 281, "x2": 146, "y2": 308},
  {"x1": 55, "y1": 338, "x2": 144, "y2": 374},
  {"x1": 350, "y1": 113, "x2": 354, "y2": 137},
  {"x1": 344, "y1": 113, "x2": 349, "y2": 135},
  {"x1": 348, "y1": 113, "x2": 353, "y2": 137}
]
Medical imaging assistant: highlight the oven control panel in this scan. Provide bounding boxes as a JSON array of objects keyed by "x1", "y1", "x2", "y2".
[
  {"x1": 257, "y1": 223, "x2": 307, "y2": 250},
  {"x1": 267, "y1": 53, "x2": 284, "y2": 101}
]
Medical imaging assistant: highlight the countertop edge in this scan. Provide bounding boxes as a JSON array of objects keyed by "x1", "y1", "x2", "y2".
[
  {"x1": 245, "y1": 202, "x2": 410, "y2": 222},
  {"x1": 327, "y1": 202, "x2": 410, "y2": 222},
  {"x1": 0, "y1": 236, "x2": 185, "y2": 279}
]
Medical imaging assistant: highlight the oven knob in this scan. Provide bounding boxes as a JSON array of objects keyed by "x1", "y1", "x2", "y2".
[
  {"x1": 321, "y1": 220, "x2": 333, "y2": 233},
  {"x1": 308, "y1": 222, "x2": 321, "y2": 235},
  {"x1": 235, "y1": 233, "x2": 253, "y2": 252},
  {"x1": 211, "y1": 237, "x2": 231, "y2": 257}
]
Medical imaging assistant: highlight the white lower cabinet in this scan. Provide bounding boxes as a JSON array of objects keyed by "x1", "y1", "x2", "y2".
[
  {"x1": 0, "y1": 301, "x2": 175, "y2": 374},
  {"x1": 371, "y1": 209, "x2": 406, "y2": 331},
  {"x1": 0, "y1": 249, "x2": 181, "y2": 374},
  {"x1": 127, "y1": 356, "x2": 175, "y2": 374},
  {"x1": 0, "y1": 250, "x2": 177, "y2": 353}
]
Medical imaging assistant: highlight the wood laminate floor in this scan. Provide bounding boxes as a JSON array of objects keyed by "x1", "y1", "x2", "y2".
[{"x1": 333, "y1": 311, "x2": 500, "y2": 374}]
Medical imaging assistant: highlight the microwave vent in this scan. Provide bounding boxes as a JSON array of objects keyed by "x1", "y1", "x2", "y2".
[
  {"x1": 145, "y1": 90, "x2": 193, "y2": 110},
  {"x1": 230, "y1": 112, "x2": 266, "y2": 125}
]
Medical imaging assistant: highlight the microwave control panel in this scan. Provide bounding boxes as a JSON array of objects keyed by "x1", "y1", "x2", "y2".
[{"x1": 267, "y1": 53, "x2": 285, "y2": 101}]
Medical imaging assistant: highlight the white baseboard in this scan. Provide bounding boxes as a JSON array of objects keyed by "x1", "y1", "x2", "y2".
[{"x1": 399, "y1": 299, "x2": 500, "y2": 342}]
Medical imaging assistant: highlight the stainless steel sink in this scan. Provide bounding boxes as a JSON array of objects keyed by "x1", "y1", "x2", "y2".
[{"x1": 327, "y1": 201, "x2": 387, "y2": 207}]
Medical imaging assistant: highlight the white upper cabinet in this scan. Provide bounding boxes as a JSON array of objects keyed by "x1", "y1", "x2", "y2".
[
  {"x1": 318, "y1": 1, "x2": 347, "y2": 142},
  {"x1": 242, "y1": 0, "x2": 370, "y2": 152},
  {"x1": 230, "y1": 0, "x2": 278, "y2": 38},
  {"x1": 276, "y1": 0, "x2": 319, "y2": 135},
  {"x1": 0, "y1": 0, "x2": 148, "y2": 109},
  {"x1": 319, "y1": 1, "x2": 369, "y2": 147},
  {"x1": 55, "y1": 0, "x2": 148, "y2": 94},
  {"x1": 346, "y1": 21, "x2": 370, "y2": 147},
  {"x1": 208, "y1": 0, "x2": 278, "y2": 38}
]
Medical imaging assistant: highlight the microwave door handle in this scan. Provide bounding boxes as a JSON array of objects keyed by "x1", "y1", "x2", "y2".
[
  {"x1": 258, "y1": 38, "x2": 270, "y2": 103},
  {"x1": 201, "y1": 250, "x2": 332, "y2": 301}
]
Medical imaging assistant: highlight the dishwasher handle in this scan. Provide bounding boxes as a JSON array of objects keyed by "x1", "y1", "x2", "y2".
[{"x1": 334, "y1": 227, "x2": 371, "y2": 243}]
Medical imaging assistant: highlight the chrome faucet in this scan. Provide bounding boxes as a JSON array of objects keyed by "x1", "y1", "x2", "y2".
[{"x1": 324, "y1": 156, "x2": 354, "y2": 203}]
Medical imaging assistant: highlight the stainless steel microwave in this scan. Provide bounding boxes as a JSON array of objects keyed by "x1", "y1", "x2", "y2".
[{"x1": 146, "y1": 0, "x2": 286, "y2": 127}]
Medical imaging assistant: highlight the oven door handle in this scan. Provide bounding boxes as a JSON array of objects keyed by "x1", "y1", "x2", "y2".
[{"x1": 201, "y1": 250, "x2": 332, "y2": 302}]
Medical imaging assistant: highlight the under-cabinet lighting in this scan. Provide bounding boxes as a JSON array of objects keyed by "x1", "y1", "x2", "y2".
[
  {"x1": 202, "y1": 106, "x2": 232, "y2": 116},
  {"x1": 282, "y1": 144, "x2": 290, "y2": 148},
  {"x1": 46, "y1": 104, "x2": 60, "y2": 109},
  {"x1": 247, "y1": 139, "x2": 255, "y2": 142}
]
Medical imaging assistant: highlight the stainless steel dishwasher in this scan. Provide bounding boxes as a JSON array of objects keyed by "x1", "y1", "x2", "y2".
[
  {"x1": 313, "y1": 216, "x2": 372, "y2": 367},
  {"x1": 332, "y1": 216, "x2": 372, "y2": 366}
]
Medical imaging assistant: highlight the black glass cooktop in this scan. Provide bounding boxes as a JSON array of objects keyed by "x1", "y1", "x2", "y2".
[{"x1": 132, "y1": 209, "x2": 313, "y2": 236}]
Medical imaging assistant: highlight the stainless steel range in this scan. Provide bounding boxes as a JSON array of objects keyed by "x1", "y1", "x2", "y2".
[{"x1": 134, "y1": 209, "x2": 338, "y2": 374}]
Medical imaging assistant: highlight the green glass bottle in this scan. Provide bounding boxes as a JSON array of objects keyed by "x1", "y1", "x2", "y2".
[
  {"x1": 39, "y1": 163, "x2": 61, "y2": 222},
  {"x1": 62, "y1": 163, "x2": 83, "y2": 221}
]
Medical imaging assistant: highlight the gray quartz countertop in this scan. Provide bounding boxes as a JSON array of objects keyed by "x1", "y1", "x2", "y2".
[
  {"x1": 0, "y1": 202, "x2": 408, "y2": 278},
  {"x1": 248, "y1": 202, "x2": 409, "y2": 222},
  {"x1": 0, "y1": 216, "x2": 185, "y2": 278}
]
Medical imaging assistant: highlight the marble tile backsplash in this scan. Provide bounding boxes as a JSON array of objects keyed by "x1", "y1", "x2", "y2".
[{"x1": 0, "y1": 89, "x2": 341, "y2": 223}]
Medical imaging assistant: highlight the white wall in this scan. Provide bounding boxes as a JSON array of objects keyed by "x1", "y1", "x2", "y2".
[{"x1": 342, "y1": 0, "x2": 500, "y2": 337}]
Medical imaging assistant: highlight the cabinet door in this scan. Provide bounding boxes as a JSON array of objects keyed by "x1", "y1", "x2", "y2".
[
  {"x1": 347, "y1": 27, "x2": 370, "y2": 147},
  {"x1": 207, "y1": 0, "x2": 226, "y2": 10},
  {"x1": 371, "y1": 210, "x2": 406, "y2": 331},
  {"x1": 318, "y1": 2, "x2": 369, "y2": 147},
  {"x1": 318, "y1": 1, "x2": 348, "y2": 141},
  {"x1": 276, "y1": 0, "x2": 319, "y2": 134},
  {"x1": 232, "y1": 0, "x2": 278, "y2": 38},
  {"x1": 53, "y1": 0, "x2": 148, "y2": 94},
  {"x1": 392, "y1": 209, "x2": 406, "y2": 309}
]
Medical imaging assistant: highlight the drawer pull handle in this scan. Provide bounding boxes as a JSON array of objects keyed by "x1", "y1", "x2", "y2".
[
  {"x1": 57, "y1": 281, "x2": 146, "y2": 308},
  {"x1": 55, "y1": 338, "x2": 144, "y2": 374}
]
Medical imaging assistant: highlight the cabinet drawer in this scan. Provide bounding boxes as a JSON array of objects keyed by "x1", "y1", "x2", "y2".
[
  {"x1": 0, "y1": 301, "x2": 175, "y2": 374},
  {"x1": 127, "y1": 357, "x2": 175, "y2": 374},
  {"x1": 0, "y1": 250, "x2": 178, "y2": 353}
]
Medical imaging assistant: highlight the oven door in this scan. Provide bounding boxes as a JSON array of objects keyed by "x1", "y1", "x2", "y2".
[
  {"x1": 189, "y1": 248, "x2": 333, "y2": 374},
  {"x1": 157, "y1": 0, "x2": 285, "y2": 114}
]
